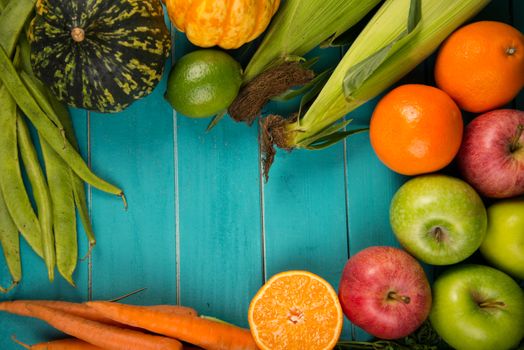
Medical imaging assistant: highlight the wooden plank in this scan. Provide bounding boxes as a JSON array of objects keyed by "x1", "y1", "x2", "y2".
[
  {"x1": 87, "y1": 53, "x2": 178, "y2": 304},
  {"x1": 261, "y1": 46, "x2": 352, "y2": 336},
  {"x1": 174, "y1": 34, "x2": 263, "y2": 327},
  {"x1": 0, "y1": 108, "x2": 90, "y2": 348}
]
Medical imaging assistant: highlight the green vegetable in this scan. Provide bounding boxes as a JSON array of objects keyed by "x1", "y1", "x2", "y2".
[
  {"x1": 48, "y1": 92, "x2": 96, "y2": 253},
  {"x1": 229, "y1": 0, "x2": 382, "y2": 123},
  {"x1": 16, "y1": 114, "x2": 56, "y2": 281},
  {"x1": 0, "y1": 0, "x2": 120, "y2": 289},
  {"x1": 40, "y1": 138, "x2": 77, "y2": 286},
  {"x1": 0, "y1": 0, "x2": 35, "y2": 59},
  {"x1": 0, "y1": 45, "x2": 126, "y2": 204},
  {"x1": 20, "y1": 70, "x2": 65, "y2": 133},
  {"x1": 0, "y1": 85, "x2": 43, "y2": 258},
  {"x1": 28, "y1": 0, "x2": 171, "y2": 113},
  {"x1": 243, "y1": 0, "x2": 382, "y2": 82},
  {"x1": 262, "y1": 0, "x2": 490, "y2": 175},
  {"x1": 0, "y1": 187, "x2": 21, "y2": 291}
]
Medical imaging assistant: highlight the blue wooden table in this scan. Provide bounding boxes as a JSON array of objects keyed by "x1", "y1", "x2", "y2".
[{"x1": 1, "y1": 0, "x2": 522, "y2": 347}]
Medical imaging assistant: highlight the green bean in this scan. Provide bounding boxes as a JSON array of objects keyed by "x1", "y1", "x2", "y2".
[
  {"x1": 17, "y1": 114, "x2": 56, "y2": 281},
  {"x1": 18, "y1": 34, "x2": 62, "y2": 130},
  {"x1": 20, "y1": 70, "x2": 67, "y2": 144},
  {"x1": 47, "y1": 92, "x2": 96, "y2": 251},
  {"x1": 0, "y1": 0, "x2": 35, "y2": 58},
  {"x1": 0, "y1": 85, "x2": 43, "y2": 258},
  {"x1": 0, "y1": 45, "x2": 127, "y2": 207},
  {"x1": 40, "y1": 138, "x2": 77, "y2": 286},
  {"x1": 0, "y1": 187, "x2": 22, "y2": 291},
  {"x1": 17, "y1": 30, "x2": 33, "y2": 76}
]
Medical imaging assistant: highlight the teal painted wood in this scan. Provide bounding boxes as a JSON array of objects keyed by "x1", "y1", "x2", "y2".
[
  {"x1": 261, "y1": 46, "x2": 357, "y2": 337},
  {"x1": 88, "y1": 62, "x2": 178, "y2": 304},
  {"x1": 173, "y1": 33, "x2": 263, "y2": 328},
  {"x1": 0, "y1": 0, "x2": 522, "y2": 348}
]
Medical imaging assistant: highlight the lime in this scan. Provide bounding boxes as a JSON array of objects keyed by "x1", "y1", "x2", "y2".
[{"x1": 165, "y1": 50, "x2": 243, "y2": 118}]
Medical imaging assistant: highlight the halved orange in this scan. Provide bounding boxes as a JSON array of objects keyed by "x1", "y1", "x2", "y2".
[{"x1": 248, "y1": 270, "x2": 343, "y2": 350}]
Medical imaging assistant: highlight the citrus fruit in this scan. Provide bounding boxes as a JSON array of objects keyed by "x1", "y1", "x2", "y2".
[
  {"x1": 369, "y1": 84, "x2": 463, "y2": 176},
  {"x1": 248, "y1": 270, "x2": 343, "y2": 350},
  {"x1": 435, "y1": 21, "x2": 524, "y2": 113},
  {"x1": 165, "y1": 49, "x2": 243, "y2": 118}
]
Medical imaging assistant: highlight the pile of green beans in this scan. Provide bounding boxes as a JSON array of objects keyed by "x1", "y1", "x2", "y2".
[{"x1": 0, "y1": 0, "x2": 125, "y2": 291}]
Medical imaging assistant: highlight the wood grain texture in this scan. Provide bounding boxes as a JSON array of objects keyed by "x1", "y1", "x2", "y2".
[
  {"x1": 88, "y1": 62, "x2": 178, "y2": 305},
  {"x1": 174, "y1": 34, "x2": 263, "y2": 327},
  {"x1": 0, "y1": 0, "x2": 521, "y2": 347}
]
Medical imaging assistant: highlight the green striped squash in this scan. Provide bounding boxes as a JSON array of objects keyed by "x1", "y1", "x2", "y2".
[{"x1": 28, "y1": 0, "x2": 171, "y2": 113}]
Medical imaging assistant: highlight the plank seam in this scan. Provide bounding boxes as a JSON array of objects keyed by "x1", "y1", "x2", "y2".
[
  {"x1": 87, "y1": 110, "x2": 93, "y2": 301},
  {"x1": 171, "y1": 29, "x2": 181, "y2": 306},
  {"x1": 340, "y1": 43, "x2": 356, "y2": 341},
  {"x1": 257, "y1": 125, "x2": 267, "y2": 284}
]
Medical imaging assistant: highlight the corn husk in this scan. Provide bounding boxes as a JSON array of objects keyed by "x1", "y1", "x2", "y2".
[
  {"x1": 280, "y1": 0, "x2": 490, "y2": 149},
  {"x1": 243, "y1": 0, "x2": 382, "y2": 82}
]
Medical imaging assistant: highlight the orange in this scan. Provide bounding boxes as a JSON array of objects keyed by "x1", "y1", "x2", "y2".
[
  {"x1": 369, "y1": 84, "x2": 463, "y2": 176},
  {"x1": 248, "y1": 270, "x2": 343, "y2": 350},
  {"x1": 435, "y1": 21, "x2": 524, "y2": 113}
]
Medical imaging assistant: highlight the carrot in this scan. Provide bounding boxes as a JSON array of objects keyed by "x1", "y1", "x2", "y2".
[
  {"x1": 0, "y1": 300, "x2": 119, "y2": 325},
  {"x1": 87, "y1": 301, "x2": 258, "y2": 350},
  {"x1": 0, "y1": 300, "x2": 197, "y2": 325},
  {"x1": 23, "y1": 303, "x2": 183, "y2": 350},
  {"x1": 149, "y1": 304, "x2": 198, "y2": 317},
  {"x1": 12, "y1": 337, "x2": 104, "y2": 349}
]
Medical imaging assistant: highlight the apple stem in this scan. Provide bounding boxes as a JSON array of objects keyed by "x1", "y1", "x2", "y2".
[
  {"x1": 387, "y1": 291, "x2": 411, "y2": 304},
  {"x1": 510, "y1": 124, "x2": 523, "y2": 153},
  {"x1": 479, "y1": 300, "x2": 506, "y2": 309}
]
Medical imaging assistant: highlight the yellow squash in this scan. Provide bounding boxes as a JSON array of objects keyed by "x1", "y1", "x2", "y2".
[{"x1": 166, "y1": 0, "x2": 280, "y2": 49}]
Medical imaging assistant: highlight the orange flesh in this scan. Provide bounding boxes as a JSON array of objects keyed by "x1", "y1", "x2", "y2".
[{"x1": 248, "y1": 271, "x2": 343, "y2": 350}]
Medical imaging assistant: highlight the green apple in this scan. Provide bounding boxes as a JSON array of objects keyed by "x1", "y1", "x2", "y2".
[
  {"x1": 480, "y1": 198, "x2": 524, "y2": 279},
  {"x1": 390, "y1": 174, "x2": 487, "y2": 265},
  {"x1": 430, "y1": 264, "x2": 524, "y2": 350}
]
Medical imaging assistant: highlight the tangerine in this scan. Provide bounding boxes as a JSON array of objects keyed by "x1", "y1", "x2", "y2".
[
  {"x1": 248, "y1": 270, "x2": 343, "y2": 350},
  {"x1": 435, "y1": 21, "x2": 524, "y2": 113},
  {"x1": 369, "y1": 84, "x2": 463, "y2": 176}
]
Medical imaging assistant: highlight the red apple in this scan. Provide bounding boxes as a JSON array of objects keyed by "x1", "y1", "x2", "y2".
[
  {"x1": 338, "y1": 246, "x2": 432, "y2": 340},
  {"x1": 457, "y1": 109, "x2": 524, "y2": 198}
]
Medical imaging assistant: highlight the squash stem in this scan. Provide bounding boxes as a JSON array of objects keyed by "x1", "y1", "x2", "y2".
[{"x1": 71, "y1": 27, "x2": 85, "y2": 42}]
